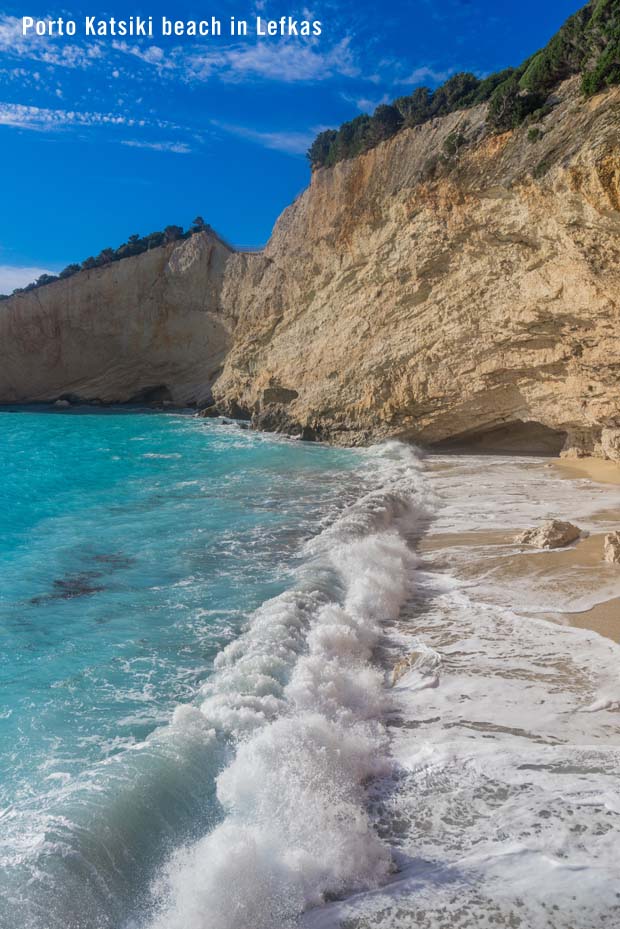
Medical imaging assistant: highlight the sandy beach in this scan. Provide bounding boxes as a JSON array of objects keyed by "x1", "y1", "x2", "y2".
[
  {"x1": 553, "y1": 456, "x2": 620, "y2": 486},
  {"x1": 418, "y1": 456, "x2": 620, "y2": 643}
]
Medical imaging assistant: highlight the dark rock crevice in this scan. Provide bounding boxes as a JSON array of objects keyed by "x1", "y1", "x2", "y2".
[{"x1": 431, "y1": 419, "x2": 569, "y2": 456}]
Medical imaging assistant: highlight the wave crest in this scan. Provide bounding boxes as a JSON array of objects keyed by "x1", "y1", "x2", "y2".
[{"x1": 144, "y1": 442, "x2": 429, "y2": 929}]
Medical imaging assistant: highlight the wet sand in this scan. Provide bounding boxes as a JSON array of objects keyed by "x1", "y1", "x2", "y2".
[
  {"x1": 418, "y1": 453, "x2": 620, "y2": 644},
  {"x1": 420, "y1": 528, "x2": 620, "y2": 643},
  {"x1": 553, "y1": 455, "x2": 620, "y2": 485}
]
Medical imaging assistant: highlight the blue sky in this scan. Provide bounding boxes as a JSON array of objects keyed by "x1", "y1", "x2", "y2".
[{"x1": 0, "y1": 0, "x2": 580, "y2": 290}]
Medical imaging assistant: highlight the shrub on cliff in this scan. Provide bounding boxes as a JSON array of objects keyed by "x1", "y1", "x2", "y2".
[
  {"x1": 487, "y1": 75, "x2": 546, "y2": 131},
  {"x1": 59, "y1": 264, "x2": 81, "y2": 279},
  {"x1": 34, "y1": 273, "x2": 58, "y2": 286},
  {"x1": 307, "y1": 0, "x2": 620, "y2": 169},
  {"x1": 164, "y1": 224, "x2": 184, "y2": 243},
  {"x1": 581, "y1": 0, "x2": 620, "y2": 94},
  {"x1": 429, "y1": 72, "x2": 481, "y2": 115},
  {"x1": 369, "y1": 104, "x2": 404, "y2": 143}
]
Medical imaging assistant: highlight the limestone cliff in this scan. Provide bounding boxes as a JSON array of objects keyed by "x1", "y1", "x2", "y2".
[
  {"x1": 0, "y1": 232, "x2": 233, "y2": 405},
  {"x1": 1, "y1": 78, "x2": 619, "y2": 458},
  {"x1": 215, "y1": 77, "x2": 620, "y2": 458}
]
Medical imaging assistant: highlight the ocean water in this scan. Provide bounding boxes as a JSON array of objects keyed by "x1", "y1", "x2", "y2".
[
  {"x1": 4, "y1": 412, "x2": 620, "y2": 929},
  {"x1": 0, "y1": 410, "x2": 427, "y2": 929}
]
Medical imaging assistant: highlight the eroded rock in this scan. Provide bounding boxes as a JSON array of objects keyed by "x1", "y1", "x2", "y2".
[
  {"x1": 515, "y1": 519, "x2": 581, "y2": 549},
  {"x1": 196, "y1": 404, "x2": 220, "y2": 418},
  {"x1": 603, "y1": 531, "x2": 620, "y2": 564}
]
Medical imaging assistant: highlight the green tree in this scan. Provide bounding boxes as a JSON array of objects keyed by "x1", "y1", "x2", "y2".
[
  {"x1": 34, "y1": 273, "x2": 58, "y2": 287},
  {"x1": 191, "y1": 216, "x2": 209, "y2": 233},
  {"x1": 369, "y1": 104, "x2": 403, "y2": 144},
  {"x1": 430, "y1": 72, "x2": 480, "y2": 116},
  {"x1": 307, "y1": 129, "x2": 338, "y2": 169},
  {"x1": 59, "y1": 264, "x2": 80, "y2": 279},
  {"x1": 487, "y1": 75, "x2": 545, "y2": 131},
  {"x1": 145, "y1": 231, "x2": 165, "y2": 249},
  {"x1": 96, "y1": 248, "x2": 115, "y2": 265},
  {"x1": 164, "y1": 224, "x2": 183, "y2": 243},
  {"x1": 126, "y1": 234, "x2": 143, "y2": 255},
  {"x1": 394, "y1": 87, "x2": 432, "y2": 126}
]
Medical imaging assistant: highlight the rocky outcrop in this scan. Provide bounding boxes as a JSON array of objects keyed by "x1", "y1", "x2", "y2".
[
  {"x1": 1, "y1": 79, "x2": 620, "y2": 454},
  {"x1": 516, "y1": 520, "x2": 582, "y2": 549},
  {"x1": 0, "y1": 232, "x2": 235, "y2": 406},
  {"x1": 603, "y1": 532, "x2": 620, "y2": 563},
  {"x1": 214, "y1": 77, "x2": 620, "y2": 453}
]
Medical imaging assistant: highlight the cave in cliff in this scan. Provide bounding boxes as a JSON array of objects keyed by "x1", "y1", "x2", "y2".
[{"x1": 431, "y1": 420, "x2": 568, "y2": 456}]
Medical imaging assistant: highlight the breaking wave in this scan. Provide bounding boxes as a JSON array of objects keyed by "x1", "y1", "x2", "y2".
[{"x1": 140, "y1": 441, "x2": 430, "y2": 929}]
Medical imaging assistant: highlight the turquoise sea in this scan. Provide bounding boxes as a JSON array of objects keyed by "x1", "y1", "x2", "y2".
[
  {"x1": 5, "y1": 408, "x2": 617, "y2": 929},
  {"x1": 0, "y1": 409, "x2": 422, "y2": 929}
]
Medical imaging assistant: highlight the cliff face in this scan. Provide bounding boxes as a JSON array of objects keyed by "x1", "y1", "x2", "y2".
[
  {"x1": 215, "y1": 77, "x2": 620, "y2": 458},
  {"x1": 0, "y1": 232, "x2": 234, "y2": 405},
  {"x1": 1, "y1": 78, "x2": 620, "y2": 457}
]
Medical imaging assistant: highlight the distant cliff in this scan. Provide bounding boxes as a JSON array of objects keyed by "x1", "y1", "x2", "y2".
[
  {"x1": 0, "y1": 232, "x2": 234, "y2": 406},
  {"x1": 1, "y1": 77, "x2": 620, "y2": 459}
]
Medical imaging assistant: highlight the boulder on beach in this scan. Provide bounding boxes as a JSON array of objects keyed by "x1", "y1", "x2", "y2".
[
  {"x1": 603, "y1": 532, "x2": 620, "y2": 564},
  {"x1": 515, "y1": 520, "x2": 581, "y2": 550}
]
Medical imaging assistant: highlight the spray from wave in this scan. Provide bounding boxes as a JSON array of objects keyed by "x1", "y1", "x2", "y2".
[{"x1": 140, "y1": 442, "x2": 430, "y2": 929}]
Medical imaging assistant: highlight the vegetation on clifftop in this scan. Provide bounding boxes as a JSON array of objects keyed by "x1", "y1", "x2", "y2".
[
  {"x1": 0, "y1": 217, "x2": 215, "y2": 302},
  {"x1": 308, "y1": 0, "x2": 620, "y2": 169}
]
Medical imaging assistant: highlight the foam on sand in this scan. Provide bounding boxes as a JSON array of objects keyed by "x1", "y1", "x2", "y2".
[{"x1": 303, "y1": 453, "x2": 620, "y2": 929}]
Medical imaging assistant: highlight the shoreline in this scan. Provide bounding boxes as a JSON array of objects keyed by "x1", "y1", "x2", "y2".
[
  {"x1": 420, "y1": 528, "x2": 620, "y2": 643},
  {"x1": 553, "y1": 455, "x2": 620, "y2": 485},
  {"x1": 310, "y1": 448, "x2": 620, "y2": 929},
  {"x1": 420, "y1": 452, "x2": 620, "y2": 645}
]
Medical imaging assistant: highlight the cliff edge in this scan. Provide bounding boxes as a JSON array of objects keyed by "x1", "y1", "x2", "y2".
[
  {"x1": 0, "y1": 231, "x2": 235, "y2": 406},
  {"x1": 215, "y1": 77, "x2": 620, "y2": 458}
]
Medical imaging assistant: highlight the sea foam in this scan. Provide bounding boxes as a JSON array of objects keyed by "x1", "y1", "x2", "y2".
[{"x1": 142, "y1": 442, "x2": 430, "y2": 929}]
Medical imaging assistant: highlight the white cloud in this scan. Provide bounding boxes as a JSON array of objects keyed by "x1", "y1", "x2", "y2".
[
  {"x1": 121, "y1": 139, "x2": 191, "y2": 154},
  {"x1": 0, "y1": 15, "x2": 104, "y2": 69},
  {"x1": 1, "y1": 14, "x2": 364, "y2": 89},
  {"x1": 192, "y1": 37, "x2": 359, "y2": 82},
  {"x1": 111, "y1": 42, "x2": 174, "y2": 72},
  {"x1": 395, "y1": 65, "x2": 452, "y2": 86},
  {"x1": 211, "y1": 120, "x2": 315, "y2": 154},
  {"x1": 0, "y1": 264, "x2": 58, "y2": 293},
  {"x1": 0, "y1": 100, "x2": 178, "y2": 133},
  {"x1": 341, "y1": 91, "x2": 389, "y2": 113},
  {"x1": 0, "y1": 101, "x2": 138, "y2": 130},
  {"x1": 112, "y1": 36, "x2": 359, "y2": 84}
]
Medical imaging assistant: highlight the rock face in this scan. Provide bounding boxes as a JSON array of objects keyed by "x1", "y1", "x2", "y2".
[
  {"x1": 0, "y1": 232, "x2": 235, "y2": 406},
  {"x1": 1, "y1": 78, "x2": 620, "y2": 453},
  {"x1": 215, "y1": 77, "x2": 620, "y2": 452},
  {"x1": 603, "y1": 532, "x2": 620, "y2": 563},
  {"x1": 516, "y1": 520, "x2": 582, "y2": 549}
]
